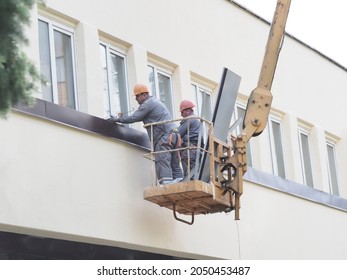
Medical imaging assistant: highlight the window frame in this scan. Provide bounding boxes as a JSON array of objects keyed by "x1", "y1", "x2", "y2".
[
  {"x1": 38, "y1": 16, "x2": 78, "y2": 109},
  {"x1": 268, "y1": 116, "x2": 286, "y2": 178},
  {"x1": 99, "y1": 42, "x2": 129, "y2": 118},
  {"x1": 298, "y1": 128, "x2": 314, "y2": 187},
  {"x1": 326, "y1": 141, "x2": 340, "y2": 196},
  {"x1": 191, "y1": 82, "x2": 213, "y2": 120},
  {"x1": 148, "y1": 64, "x2": 175, "y2": 116},
  {"x1": 233, "y1": 104, "x2": 253, "y2": 167}
]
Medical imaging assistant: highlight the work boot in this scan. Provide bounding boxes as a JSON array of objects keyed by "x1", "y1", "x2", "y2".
[
  {"x1": 159, "y1": 177, "x2": 183, "y2": 186},
  {"x1": 172, "y1": 177, "x2": 183, "y2": 183}
]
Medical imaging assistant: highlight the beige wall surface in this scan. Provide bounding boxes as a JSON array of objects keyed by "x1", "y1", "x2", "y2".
[
  {"x1": 2, "y1": 0, "x2": 347, "y2": 259},
  {"x1": 1, "y1": 113, "x2": 347, "y2": 259}
]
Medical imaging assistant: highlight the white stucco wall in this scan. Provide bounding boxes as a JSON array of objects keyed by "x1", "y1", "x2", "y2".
[
  {"x1": 1, "y1": 112, "x2": 347, "y2": 259},
  {"x1": 1, "y1": 0, "x2": 347, "y2": 259}
]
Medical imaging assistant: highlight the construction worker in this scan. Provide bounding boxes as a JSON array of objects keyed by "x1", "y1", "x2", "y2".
[
  {"x1": 178, "y1": 100, "x2": 201, "y2": 179},
  {"x1": 108, "y1": 84, "x2": 183, "y2": 185}
]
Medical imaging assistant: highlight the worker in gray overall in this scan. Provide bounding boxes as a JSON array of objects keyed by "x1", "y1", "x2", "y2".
[
  {"x1": 108, "y1": 84, "x2": 183, "y2": 185},
  {"x1": 178, "y1": 100, "x2": 201, "y2": 179}
]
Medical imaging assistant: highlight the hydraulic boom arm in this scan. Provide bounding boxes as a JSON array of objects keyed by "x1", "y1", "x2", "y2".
[
  {"x1": 227, "y1": 0, "x2": 292, "y2": 220},
  {"x1": 243, "y1": 0, "x2": 292, "y2": 142}
]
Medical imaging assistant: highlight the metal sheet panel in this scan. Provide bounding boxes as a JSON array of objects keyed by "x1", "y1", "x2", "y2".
[
  {"x1": 13, "y1": 99, "x2": 151, "y2": 149},
  {"x1": 198, "y1": 68, "x2": 241, "y2": 182}
]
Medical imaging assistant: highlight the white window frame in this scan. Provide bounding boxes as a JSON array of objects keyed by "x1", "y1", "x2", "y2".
[
  {"x1": 326, "y1": 141, "x2": 340, "y2": 196},
  {"x1": 298, "y1": 128, "x2": 314, "y2": 187},
  {"x1": 148, "y1": 64, "x2": 175, "y2": 116},
  {"x1": 233, "y1": 103, "x2": 253, "y2": 167},
  {"x1": 268, "y1": 117, "x2": 286, "y2": 178},
  {"x1": 235, "y1": 103, "x2": 253, "y2": 167},
  {"x1": 99, "y1": 42, "x2": 129, "y2": 118},
  {"x1": 191, "y1": 82, "x2": 213, "y2": 120},
  {"x1": 38, "y1": 16, "x2": 78, "y2": 109}
]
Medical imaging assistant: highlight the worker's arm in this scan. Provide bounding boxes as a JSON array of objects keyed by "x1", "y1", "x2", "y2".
[
  {"x1": 109, "y1": 103, "x2": 149, "y2": 124},
  {"x1": 177, "y1": 119, "x2": 188, "y2": 138}
]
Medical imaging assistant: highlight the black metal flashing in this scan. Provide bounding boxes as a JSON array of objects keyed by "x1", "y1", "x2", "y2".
[
  {"x1": 245, "y1": 167, "x2": 347, "y2": 212},
  {"x1": 0, "y1": 231, "x2": 183, "y2": 260},
  {"x1": 13, "y1": 98, "x2": 151, "y2": 150}
]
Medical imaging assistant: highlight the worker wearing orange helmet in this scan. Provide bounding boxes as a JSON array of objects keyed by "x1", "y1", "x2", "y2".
[
  {"x1": 178, "y1": 100, "x2": 201, "y2": 179},
  {"x1": 108, "y1": 83, "x2": 183, "y2": 185}
]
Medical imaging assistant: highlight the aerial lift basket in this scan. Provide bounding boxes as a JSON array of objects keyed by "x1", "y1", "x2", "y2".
[
  {"x1": 143, "y1": 119, "x2": 242, "y2": 225},
  {"x1": 144, "y1": 0, "x2": 292, "y2": 225}
]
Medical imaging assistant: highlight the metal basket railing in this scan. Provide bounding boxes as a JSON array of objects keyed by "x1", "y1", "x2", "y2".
[{"x1": 143, "y1": 117, "x2": 213, "y2": 186}]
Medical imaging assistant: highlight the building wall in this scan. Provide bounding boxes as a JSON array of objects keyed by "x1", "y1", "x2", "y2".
[
  {"x1": 1, "y1": 0, "x2": 347, "y2": 259},
  {"x1": 2, "y1": 111, "x2": 347, "y2": 259}
]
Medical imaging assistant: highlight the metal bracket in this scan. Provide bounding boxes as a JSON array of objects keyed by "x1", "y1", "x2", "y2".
[{"x1": 173, "y1": 204, "x2": 194, "y2": 225}]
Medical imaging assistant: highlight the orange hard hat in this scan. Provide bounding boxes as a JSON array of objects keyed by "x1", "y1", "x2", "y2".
[
  {"x1": 133, "y1": 84, "x2": 149, "y2": 96},
  {"x1": 179, "y1": 100, "x2": 195, "y2": 112}
]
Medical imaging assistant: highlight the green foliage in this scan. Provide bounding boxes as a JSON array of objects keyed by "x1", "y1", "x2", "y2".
[{"x1": 0, "y1": 0, "x2": 40, "y2": 117}]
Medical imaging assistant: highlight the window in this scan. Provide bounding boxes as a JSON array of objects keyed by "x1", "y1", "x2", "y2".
[
  {"x1": 234, "y1": 106, "x2": 253, "y2": 167},
  {"x1": 100, "y1": 43, "x2": 129, "y2": 118},
  {"x1": 148, "y1": 65, "x2": 174, "y2": 116},
  {"x1": 326, "y1": 142, "x2": 339, "y2": 196},
  {"x1": 269, "y1": 118, "x2": 286, "y2": 178},
  {"x1": 191, "y1": 83, "x2": 212, "y2": 120},
  {"x1": 298, "y1": 129, "x2": 314, "y2": 187},
  {"x1": 38, "y1": 18, "x2": 77, "y2": 109}
]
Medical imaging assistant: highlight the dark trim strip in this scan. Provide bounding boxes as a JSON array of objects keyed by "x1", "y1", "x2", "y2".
[
  {"x1": 245, "y1": 167, "x2": 347, "y2": 212},
  {"x1": 13, "y1": 98, "x2": 151, "y2": 150},
  {"x1": 0, "y1": 231, "x2": 183, "y2": 260}
]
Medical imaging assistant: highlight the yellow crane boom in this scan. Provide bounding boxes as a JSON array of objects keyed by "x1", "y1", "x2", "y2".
[{"x1": 243, "y1": 0, "x2": 292, "y2": 141}]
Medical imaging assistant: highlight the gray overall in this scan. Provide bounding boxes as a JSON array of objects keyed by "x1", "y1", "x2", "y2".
[
  {"x1": 178, "y1": 114, "x2": 201, "y2": 178},
  {"x1": 114, "y1": 96, "x2": 183, "y2": 184}
]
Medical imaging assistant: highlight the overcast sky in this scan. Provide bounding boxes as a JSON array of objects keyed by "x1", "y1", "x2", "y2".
[{"x1": 234, "y1": 0, "x2": 347, "y2": 68}]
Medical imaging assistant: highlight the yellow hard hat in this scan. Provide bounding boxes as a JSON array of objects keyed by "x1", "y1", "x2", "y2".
[
  {"x1": 179, "y1": 100, "x2": 195, "y2": 112},
  {"x1": 133, "y1": 84, "x2": 149, "y2": 96}
]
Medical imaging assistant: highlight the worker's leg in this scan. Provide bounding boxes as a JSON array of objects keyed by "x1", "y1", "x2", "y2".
[
  {"x1": 181, "y1": 146, "x2": 196, "y2": 179},
  {"x1": 172, "y1": 152, "x2": 183, "y2": 179},
  {"x1": 171, "y1": 154, "x2": 183, "y2": 180},
  {"x1": 189, "y1": 148, "x2": 197, "y2": 176},
  {"x1": 155, "y1": 135, "x2": 173, "y2": 184},
  {"x1": 180, "y1": 149, "x2": 188, "y2": 176},
  {"x1": 170, "y1": 133, "x2": 183, "y2": 180}
]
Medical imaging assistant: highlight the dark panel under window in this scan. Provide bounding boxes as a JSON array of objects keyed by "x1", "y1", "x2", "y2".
[{"x1": 0, "y1": 231, "x2": 186, "y2": 260}]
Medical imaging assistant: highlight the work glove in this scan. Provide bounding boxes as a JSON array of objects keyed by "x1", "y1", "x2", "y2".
[{"x1": 106, "y1": 115, "x2": 120, "y2": 123}]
